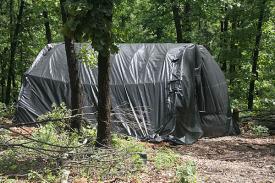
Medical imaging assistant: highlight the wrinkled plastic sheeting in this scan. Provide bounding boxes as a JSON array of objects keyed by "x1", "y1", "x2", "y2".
[{"x1": 14, "y1": 43, "x2": 240, "y2": 144}]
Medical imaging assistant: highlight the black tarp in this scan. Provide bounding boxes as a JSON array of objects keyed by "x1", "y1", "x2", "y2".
[{"x1": 14, "y1": 43, "x2": 240, "y2": 144}]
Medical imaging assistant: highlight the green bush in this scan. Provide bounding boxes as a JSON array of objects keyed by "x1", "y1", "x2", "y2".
[
  {"x1": 37, "y1": 103, "x2": 71, "y2": 130},
  {"x1": 176, "y1": 160, "x2": 197, "y2": 183},
  {"x1": 251, "y1": 124, "x2": 269, "y2": 136},
  {"x1": 0, "y1": 102, "x2": 15, "y2": 118},
  {"x1": 33, "y1": 103, "x2": 80, "y2": 149}
]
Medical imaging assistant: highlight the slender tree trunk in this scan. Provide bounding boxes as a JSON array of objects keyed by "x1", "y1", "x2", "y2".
[
  {"x1": 12, "y1": 69, "x2": 16, "y2": 90},
  {"x1": 43, "y1": 10, "x2": 52, "y2": 44},
  {"x1": 3, "y1": 0, "x2": 13, "y2": 102},
  {"x1": 96, "y1": 1, "x2": 114, "y2": 147},
  {"x1": 171, "y1": 0, "x2": 183, "y2": 43},
  {"x1": 0, "y1": 0, "x2": 4, "y2": 11},
  {"x1": 19, "y1": 44, "x2": 23, "y2": 85},
  {"x1": 0, "y1": 55, "x2": 3, "y2": 102},
  {"x1": 220, "y1": 20, "x2": 224, "y2": 69},
  {"x1": 182, "y1": 1, "x2": 191, "y2": 43},
  {"x1": 155, "y1": 27, "x2": 163, "y2": 40},
  {"x1": 0, "y1": 63, "x2": 3, "y2": 102},
  {"x1": 220, "y1": 5, "x2": 228, "y2": 72},
  {"x1": 247, "y1": 0, "x2": 267, "y2": 110},
  {"x1": 0, "y1": 48, "x2": 8, "y2": 102},
  {"x1": 60, "y1": 0, "x2": 82, "y2": 131},
  {"x1": 5, "y1": 0, "x2": 24, "y2": 104},
  {"x1": 229, "y1": 18, "x2": 237, "y2": 84},
  {"x1": 198, "y1": 17, "x2": 201, "y2": 31},
  {"x1": 9, "y1": 0, "x2": 13, "y2": 35}
]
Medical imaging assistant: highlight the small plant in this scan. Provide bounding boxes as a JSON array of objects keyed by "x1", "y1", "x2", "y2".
[
  {"x1": 37, "y1": 103, "x2": 71, "y2": 130},
  {"x1": 28, "y1": 168, "x2": 57, "y2": 183},
  {"x1": 0, "y1": 102, "x2": 15, "y2": 118},
  {"x1": 251, "y1": 124, "x2": 269, "y2": 136},
  {"x1": 112, "y1": 134, "x2": 146, "y2": 153},
  {"x1": 112, "y1": 134, "x2": 146, "y2": 171},
  {"x1": 154, "y1": 148, "x2": 180, "y2": 170},
  {"x1": 33, "y1": 103, "x2": 80, "y2": 149},
  {"x1": 176, "y1": 160, "x2": 197, "y2": 183}
]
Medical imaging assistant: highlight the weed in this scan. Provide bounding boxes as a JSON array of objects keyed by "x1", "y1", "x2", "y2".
[
  {"x1": 251, "y1": 124, "x2": 269, "y2": 136},
  {"x1": 37, "y1": 103, "x2": 71, "y2": 130},
  {"x1": 176, "y1": 160, "x2": 197, "y2": 183},
  {"x1": 154, "y1": 148, "x2": 180, "y2": 170},
  {"x1": 112, "y1": 134, "x2": 146, "y2": 171},
  {"x1": 0, "y1": 102, "x2": 15, "y2": 118},
  {"x1": 247, "y1": 122, "x2": 269, "y2": 136},
  {"x1": 27, "y1": 168, "x2": 58, "y2": 183},
  {"x1": 112, "y1": 134, "x2": 145, "y2": 153},
  {"x1": 0, "y1": 103, "x2": 197, "y2": 182}
]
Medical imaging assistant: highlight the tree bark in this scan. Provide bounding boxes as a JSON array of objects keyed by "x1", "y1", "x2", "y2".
[
  {"x1": 5, "y1": 0, "x2": 24, "y2": 104},
  {"x1": 96, "y1": 1, "x2": 114, "y2": 147},
  {"x1": 43, "y1": 10, "x2": 52, "y2": 44},
  {"x1": 171, "y1": 0, "x2": 183, "y2": 43},
  {"x1": 182, "y1": 1, "x2": 191, "y2": 43},
  {"x1": 60, "y1": 0, "x2": 82, "y2": 131},
  {"x1": 96, "y1": 52, "x2": 112, "y2": 146},
  {"x1": 229, "y1": 18, "x2": 237, "y2": 84},
  {"x1": 9, "y1": 0, "x2": 13, "y2": 33},
  {"x1": 247, "y1": 0, "x2": 267, "y2": 110},
  {"x1": 0, "y1": 48, "x2": 8, "y2": 102},
  {"x1": 220, "y1": 5, "x2": 228, "y2": 72}
]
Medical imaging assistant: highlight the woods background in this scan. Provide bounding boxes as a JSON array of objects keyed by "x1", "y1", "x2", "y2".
[{"x1": 0, "y1": 0, "x2": 274, "y2": 110}]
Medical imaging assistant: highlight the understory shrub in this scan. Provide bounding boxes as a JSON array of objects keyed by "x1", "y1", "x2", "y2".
[
  {"x1": 154, "y1": 148, "x2": 180, "y2": 170},
  {"x1": 0, "y1": 102, "x2": 15, "y2": 118},
  {"x1": 176, "y1": 160, "x2": 197, "y2": 183},
  {"x1": 250, "y1": 124, "x2": 269, "y2": 136}
]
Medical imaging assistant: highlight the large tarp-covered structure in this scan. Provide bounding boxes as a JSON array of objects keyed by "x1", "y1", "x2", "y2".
[{"x1": 14, "y1": 43, "x2": 239, "y2": 144}]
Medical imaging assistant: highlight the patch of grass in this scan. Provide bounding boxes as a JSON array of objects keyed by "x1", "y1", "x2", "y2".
[
  {"x1": 27, "y1": 168, "x2": 58, "y2": 183},
  {"x1": 112, "y1": 134, "x2": 146, "y2": 171},
  {"x1": 112, "y1": 134, "x2": 146, "y2": 153},
  {"x1": 0, "y1": 148, "x2": 58, "y2": 182},
  {"x1": 153, "y1": 147, "x2": 181, "y2": 170}
]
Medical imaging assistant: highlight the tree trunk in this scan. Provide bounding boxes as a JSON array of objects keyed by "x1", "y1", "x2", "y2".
[
  {"x1": 155, "y1": 27, "x2": 163, "y2": 40},
  {"x1": 229, "y1": 18, "x2": 237, "y2": 84},
  {"x1": 60, "y1": 0, "x2": 82, "y2": 131},
  {"x1": 5, "y1": 0, "x2": 24, "y2": 104},
  {"x1": 96, "y1": 1, "x2": 114, "y2": 147},
  {"x1": 9, "y1": 0, "x2": 13, "y2": 34},
  {"x1": 247, "y1": 0, "x2": 267, "y2": 110},
  {"x1": 171, "y1": 0, "x2": 183, "y2": 43},
  {"x1": 220, "y1": 5, "x2": 228, "y2": 72},
  {"x1": 43, "y1": 10, "x2": 52, "y2": 44},
  {"x1": 182, "y1": 1, "x2": 191, "y2": 43},
  {"x1": 96, "y1": 52, "x2": 112, "y2": 146},
  {"x1": 0, "y1": 48, "x2": 8, "y2": 102},
  {"x1": 0, "y1": 0, "x2": 4, "y2": 11}
]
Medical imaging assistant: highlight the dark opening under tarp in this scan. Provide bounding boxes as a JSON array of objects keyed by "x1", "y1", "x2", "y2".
[{"x1": 14, "y1": 43, "x2": 240, "y2": 144}]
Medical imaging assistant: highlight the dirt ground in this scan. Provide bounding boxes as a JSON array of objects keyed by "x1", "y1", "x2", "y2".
[{"x1": 175, "y1": 135, "x2": 275, "y2": 183}]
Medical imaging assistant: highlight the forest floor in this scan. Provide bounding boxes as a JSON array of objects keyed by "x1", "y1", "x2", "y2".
[
  {"x1": 175, "y1": 135, "x2": 275, "y2": 183},
  {"x1": 0, "y1": 117, "x2": 275, "y2": 182}
]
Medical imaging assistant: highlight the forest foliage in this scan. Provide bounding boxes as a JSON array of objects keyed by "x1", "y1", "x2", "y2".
[{"x1": 0, "y1": 0, "x2": 274, "y2": 110}]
